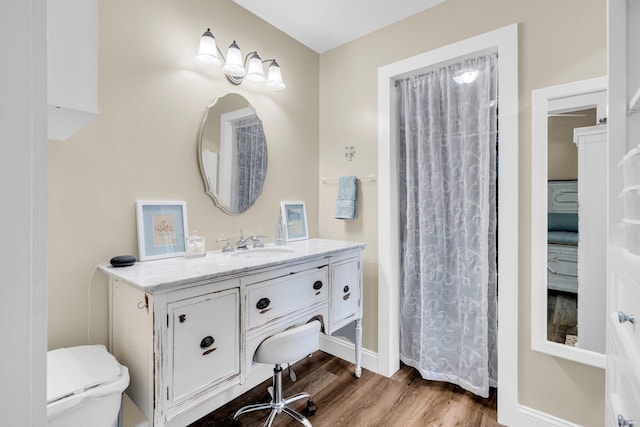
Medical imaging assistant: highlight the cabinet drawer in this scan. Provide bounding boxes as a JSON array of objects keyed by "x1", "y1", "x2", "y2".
[
  {"x1": 609, "y1": 253, "x2": 640, "y2": 357},
  {"x1": 331, "y1": 257, "x2": 360, "y2": 326},
  {"x1": 547, "y1": 244, "x2": 578, "y2": 293},
  {"x1": 548, "y1": 181, "x2": 578, "y2": 213},
  {"x1": 168, "y1": 288, "x2": 240, "y2": 404},
  {"x1": 247, "y1": 266, "x2": 328, "y2": 330}
]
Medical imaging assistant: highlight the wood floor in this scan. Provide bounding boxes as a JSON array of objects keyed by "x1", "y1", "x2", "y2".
[{"x1": 189, "y1": 351, "x2": 501, "y2": 427}]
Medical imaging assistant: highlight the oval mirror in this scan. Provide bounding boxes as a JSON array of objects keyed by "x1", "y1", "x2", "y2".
[
  {"x1": 198, "y1": 93, "x2": 267, "y2": 214},
  {"x1": 531, "y1": 77, "x2": 607, "y2": 368}
]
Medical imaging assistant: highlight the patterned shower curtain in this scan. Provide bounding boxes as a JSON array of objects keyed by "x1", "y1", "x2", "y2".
[
  {"x1": 396, "y1": 53, "x2": 498, "y2": 398},
  {"x1": 230, "y1": 115, "x2": 267, "y2": 212}
]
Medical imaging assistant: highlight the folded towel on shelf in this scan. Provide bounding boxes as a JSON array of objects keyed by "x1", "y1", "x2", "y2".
[{"x1": 334, "y1": 176, "x2": 358, "y2": 220}]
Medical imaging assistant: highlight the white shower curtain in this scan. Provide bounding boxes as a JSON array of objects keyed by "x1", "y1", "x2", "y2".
[
  {"x1": 396, "y1": 53, "x2": 498, "y2": 398},
  {"x1": 230, "y1": 115, "x2": 267, "y2": 212}
]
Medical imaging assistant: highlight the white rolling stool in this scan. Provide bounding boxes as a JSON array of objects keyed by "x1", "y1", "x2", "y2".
[{"x1": 233, "y1": 319, "x2": 322, "y2": 426}]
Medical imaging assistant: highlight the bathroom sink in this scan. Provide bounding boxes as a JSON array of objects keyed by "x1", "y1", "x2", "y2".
[{"x1": 230, "y1": 247, "x2": 295, "y2": 259}]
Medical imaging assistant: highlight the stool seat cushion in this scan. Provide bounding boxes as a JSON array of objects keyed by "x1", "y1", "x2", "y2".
[{"x1": 254, "y1": 320, "x2": 321, "y2": 365}]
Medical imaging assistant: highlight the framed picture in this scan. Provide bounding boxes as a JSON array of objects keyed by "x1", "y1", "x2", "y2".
[
  {"x1": 136, "y1": 201, "x2": 189, "y2": 261},
  {"x1": 280, "y1": 201, "x2": 309, "y2": 241}
]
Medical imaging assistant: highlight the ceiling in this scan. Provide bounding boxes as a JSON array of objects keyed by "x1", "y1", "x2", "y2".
[{"x1": 232, "y1": 0, "x2": 446, "y2": 53}]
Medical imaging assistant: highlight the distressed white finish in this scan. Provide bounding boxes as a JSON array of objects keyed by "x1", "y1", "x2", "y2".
[
  {"x1": 377, "y1": 23, "x2": 519, "y2": 425},
  {"x1": 100, "y1": 239, "x2": 364, "y2": 426}
]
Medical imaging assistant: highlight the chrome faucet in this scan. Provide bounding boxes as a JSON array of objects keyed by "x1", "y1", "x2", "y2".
[
  {"x1": 236, "y1": 230, "x2": 249, "y2": 250},
  {"x1": 250, "y1": 235, "x2": 267, "y2": 248},
  {"x1": 216, "y1": 238, "x2": 234, "y2": 253}
]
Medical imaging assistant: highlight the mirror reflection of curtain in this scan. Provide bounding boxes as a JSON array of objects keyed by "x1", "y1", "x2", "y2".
[
  {"x1": 396, "y1": 52, "x2": 498, "y2": 398},
  {"x1": 230, "y1": 115, "x2": 267, "y2": 212}
]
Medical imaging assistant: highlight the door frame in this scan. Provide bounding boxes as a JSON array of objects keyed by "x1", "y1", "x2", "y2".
[{"x1": 377, "y1": 23, "x2": 519, "y2": 425}]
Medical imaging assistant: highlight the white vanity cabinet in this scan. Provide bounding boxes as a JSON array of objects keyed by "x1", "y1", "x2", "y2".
[
  {"x1": 109, "y1": 278, "x2": 242, "y2": 426},
  {"x1": 100, "y1": 239, "x2": 365, "y2": 427},
  {"x1": 167, "y1": 288, "x2": 240, "y2": 407},
  {"x1": 330, "y1": 255, "x2": 361, "y2": 328}
]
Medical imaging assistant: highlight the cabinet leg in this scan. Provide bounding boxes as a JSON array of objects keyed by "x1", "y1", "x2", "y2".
[{"x1": 354, "y1": 318, "x2": 362, "y2": 378}]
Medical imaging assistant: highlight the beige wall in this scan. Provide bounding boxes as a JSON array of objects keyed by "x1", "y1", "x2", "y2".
[
  {"x1": 48, "y1": 0, "x2": 609, "y2": 425},
  {"x1": 548, "y1": 108, "x2": 596, "y2": 180},
  {"x1": 318, "y1": 0, "x2": 605, "y2": 425},
  {"x1": 47, "y1": 0, "x2": 319, "y2": 347}
]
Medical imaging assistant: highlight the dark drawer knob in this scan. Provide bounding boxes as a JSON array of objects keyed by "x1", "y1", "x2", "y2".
[
  {"x1": 179, "y1": 314, "x2": 186, "y2": 323},
  {"x1": 343, "y1": 285, "x2": 350, "y2": 293},
  {"x1": 256, "y1": 298, "x2": 271, "y2": 310},
  {"x1": 200, "y1": 336, "x2": 215, "y2": 349},
  {"x1": 313, "y1": 281, "x2": 323, "y2": 290}
]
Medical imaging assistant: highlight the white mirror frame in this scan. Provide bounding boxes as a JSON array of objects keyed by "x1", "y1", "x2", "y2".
[{"x1": 531, "y1": 76, "x2": 607, "y2": 368}]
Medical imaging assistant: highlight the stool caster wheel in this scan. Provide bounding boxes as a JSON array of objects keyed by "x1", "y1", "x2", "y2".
[{"x1": 306, "y1": 399, "x2": 317, "y2": 416}]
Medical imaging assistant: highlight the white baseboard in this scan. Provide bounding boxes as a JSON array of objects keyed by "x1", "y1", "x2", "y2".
[
  {"x1": 517, "y1": 405, "x2": 583, "y2": 427},
  {"x1": 318, "y1": 334, "x2": 378, "y2": 374}
]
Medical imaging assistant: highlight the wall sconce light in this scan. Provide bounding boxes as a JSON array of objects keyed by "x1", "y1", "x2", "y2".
[{"x1": 195, "y1": 28, "x2": 286, "y2": 91}]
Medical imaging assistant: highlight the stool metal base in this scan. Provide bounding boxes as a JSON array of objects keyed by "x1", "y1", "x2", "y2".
[{"x1": 233, "y1": 365, "x2": 315, "y2": 427}]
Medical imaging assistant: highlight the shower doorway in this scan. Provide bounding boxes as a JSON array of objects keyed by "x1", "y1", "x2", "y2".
[{"x1": 377, "y1": 24, "x2": 518, "y2": 425}]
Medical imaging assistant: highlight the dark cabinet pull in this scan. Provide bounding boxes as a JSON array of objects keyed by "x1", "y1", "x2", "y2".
[
  {"x1": 343, "y1": 285, "x2": 350, "y2": 293},
  {"x1": 343, "y1": 293, "x2": 351, "y2": 301},
  {"x1": 313, "y1": 281, "x2": 323, "y2": 290},
  {"x1": 179, "y1": 314, "x2": 186, "y2": 323},
  {"x1": 256, "y1": 298, "x2": 271, "y2": 310},
  {"x1": 200, "y1": 336, "x2": 215, "y2": 349},
  {"x1": 202, "y1": 348, "x2": 217, "y2": 356}
]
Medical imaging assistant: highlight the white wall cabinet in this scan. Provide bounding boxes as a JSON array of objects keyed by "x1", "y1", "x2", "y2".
[
  {"x1": 574, "y1": 126, "x2": 607, "y2": 355},
  {"x1": 101, "y1": 239, "x2": 365, "y2": 427},
  {"x1": 607, "y1": 1, "x2": 640, "y2": 425},
  {"x1": 47, "y1": 0, "x2": 99, "y2": 140}
]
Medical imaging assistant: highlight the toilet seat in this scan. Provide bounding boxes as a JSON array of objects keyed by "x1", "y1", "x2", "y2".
[{"x1": 47, "y1": 345, "x2": 122, "y2": 403}]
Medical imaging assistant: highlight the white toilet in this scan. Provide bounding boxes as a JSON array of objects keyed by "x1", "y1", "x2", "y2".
[{"x1": 47, "y1": 344, "x2": 129, "y2": 427}]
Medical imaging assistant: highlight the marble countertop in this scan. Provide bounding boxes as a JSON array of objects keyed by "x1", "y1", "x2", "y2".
[{"x1": 98, "y1": 238, "x2": 366, "y2": 293}]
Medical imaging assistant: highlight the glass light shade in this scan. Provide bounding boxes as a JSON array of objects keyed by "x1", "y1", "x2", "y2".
[
  {"x1": 245, "y1": 53, "x2": 265, "y2": 83},
  {"x1": 194, "y1": 29, "x2": 221, "y2": 67},
  {"x1": 223, "y1": 41, "x2": 246, "y2": 78},
  {"x1": 265, "y1": 61, "x2": 286, "y2": 91}
]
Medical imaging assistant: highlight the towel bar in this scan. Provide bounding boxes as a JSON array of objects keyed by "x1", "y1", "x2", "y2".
[{"x1": 321, "y1": 174, "x2": 377, "y2": 184}]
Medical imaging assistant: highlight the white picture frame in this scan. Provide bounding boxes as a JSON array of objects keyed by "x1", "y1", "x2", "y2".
[
  {"x1": 136, "y1": 201, "x2": 188, "y2": 261},
  {"x1": 280, "y1": 201, "x2": 309, "y2": 241}
]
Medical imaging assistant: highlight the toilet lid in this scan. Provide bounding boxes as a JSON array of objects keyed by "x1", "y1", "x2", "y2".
[{"x1": 47, "y1": 345, "x2": 122, "y2": 404}]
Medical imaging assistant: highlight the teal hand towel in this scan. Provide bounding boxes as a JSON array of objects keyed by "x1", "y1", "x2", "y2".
[{"x1": 334, "y1": 176, "x2": 358, "y2": 219}]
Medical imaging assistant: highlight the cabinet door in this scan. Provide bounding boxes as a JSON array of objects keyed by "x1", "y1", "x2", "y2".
[
  {"x1": 331, "y1": 258, "x2": 361, "y2": 325},
  {"x1": 168, "y1": 288, "x2": 240, "y2": 403}
]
